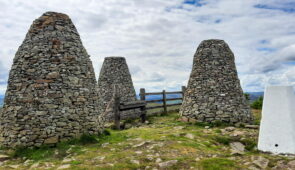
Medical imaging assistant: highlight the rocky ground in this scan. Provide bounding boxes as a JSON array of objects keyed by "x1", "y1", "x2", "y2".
[{"x1": 0, "y1": 110, "x2": 294, "y2": 170}]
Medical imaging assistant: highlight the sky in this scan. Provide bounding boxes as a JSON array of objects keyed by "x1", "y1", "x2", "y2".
[{"x1": 0, "y1": 0, "x2": 295, "y2": 95}]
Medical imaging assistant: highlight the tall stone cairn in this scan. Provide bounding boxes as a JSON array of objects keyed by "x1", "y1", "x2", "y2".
[
  {"x1": 180, "y1": 39, "x2": 252, "y2": 124},
  {"x1": 97, "y1": 57, "x2": 137, "y2": 121},
  {"x1": 0, "y1": 12, "x2": 104, "y2": 148}
]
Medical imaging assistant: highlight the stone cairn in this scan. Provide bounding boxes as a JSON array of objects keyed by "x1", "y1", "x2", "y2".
[
  {"x1": 97, "y1": 57, "x2": 138, "y2": 121},
  {"x1": 0, "y1": 12, "x2": 104, "y2": 148},
  {"x1": 180, "y1": 39, "x2": 252, "y2": 124}
]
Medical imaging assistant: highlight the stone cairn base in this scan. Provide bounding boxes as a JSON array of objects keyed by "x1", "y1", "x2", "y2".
[
  {"x1": 0, "y1": 12, "x2": 104, "y2": 148},
  {"x1": 180, "y1": 39, "x2": 252, "y2": 124},
  {"x1": 97, "y1": 57, "x2": 138, "y2": 121}
]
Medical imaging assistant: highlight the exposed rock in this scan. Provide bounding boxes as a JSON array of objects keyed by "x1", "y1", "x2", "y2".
[
  {"x1": 131, "y1": 160, "x2": 140, "y2": 165},
  {"x1": 224, "y1": 127, "x2": 235, "y2": 132},
  {"x1": 249, "y1": 166, "x2": 260, "y2": 170},
  {"x1": 173, "y1": 126, "x2": 184, "y2": 130},
  {"x1": 252, "y1": 156, "x2": 269, "y2": 169},
  {"x1": 94, "y1": 156, "x2": 105, "y2": 161},
  {"x1": 0, "y1": 154, "x2": 10, "y2": 162},
  {"x1": 57, "y1": 164, "x2": 71, "y2": 169},
  {"x1": 230, "y1": 142, "x2": 245, "y2": 155},
  {"x1": 62, "y1": 158, "x2": 74, "y2": 163},
  {"x1": 185, "y1": 133, "x2": 195, "y2": 139},
  {"x1": 102, "y1": 143, "x2": 109, "y2": 147},
  {"x1": 8, "y1": 165, "x2": 20, "y2": 169},
  {"x1": 24, "y1": 159, "x2": 33, "y2": 165},
  {"x1": 158, "y1": 160, "x2": 178, "y2": 168},
  {"x1": 133, "y1": 141, "x2": 148, "y2": 148},
  {"x1": 135, "y1": 151, "x2": 143, "y2": 154},
  {"x1": 30, "y1": 162, "x2": 40, "y2": 169},
  {"x1": 156, "y1": 158, "x2": 162, "y2": 163},
  {"x1": 287, "y1": 160, "x2": 295, "y2": 168},
  {"x1": 180, "y1": 39, "x2": 252, "y2": 124},
  {"x1": 229, "y1": 130, "x2": 245, "y2": 137}
]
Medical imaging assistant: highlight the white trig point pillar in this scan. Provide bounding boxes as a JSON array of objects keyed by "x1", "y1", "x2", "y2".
[{"x1": 258, "y1": 86, "x2": 295, "y2": 154}]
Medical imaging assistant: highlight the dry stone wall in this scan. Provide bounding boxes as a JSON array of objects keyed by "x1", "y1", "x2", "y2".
[
  {"x1": 180, "y1": 39, "x2": 252, "y2": 124},
  {"x1": 97, "y1": 57, "x2": 138, "y2": 121},
  {"x1": 0, "y1": 12, "x2": 104, "y2": 148}
]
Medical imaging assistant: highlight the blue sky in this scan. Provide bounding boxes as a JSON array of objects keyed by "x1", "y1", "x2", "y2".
[{"x1": 0, "y1": 0, "x2": 295, "y2": 94}]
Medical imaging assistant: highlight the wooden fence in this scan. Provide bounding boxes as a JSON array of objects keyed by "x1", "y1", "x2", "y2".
[
  {"x1": 112, "y1": 85, "x2": 147, "y2": 130},
  {"x1": 112, "y1": 85, "x2": 187, "y2": 129},
  {"x1": 139, "y1": 86, "x2": 186, "y2": 114}
]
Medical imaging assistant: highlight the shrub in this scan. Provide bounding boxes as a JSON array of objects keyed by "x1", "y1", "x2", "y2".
[
  {"x1": 213, "y1": 136, "x2": 232, "y2": 145},
  {"x1": 102, "y1": 129, "x2": 111, "y2": 136},
  {"x1": 251, "y1": 96, "x2": 263, "y2": 109},
  {"x1": 244, "y1": 93, "x2": 250, "y2": 101},
  {"x1": 240, "y1": 138, "x2": 257, "y2": 151},
  {"x1": 78, "y1": 134, "x2": 98, "y2": 145}
]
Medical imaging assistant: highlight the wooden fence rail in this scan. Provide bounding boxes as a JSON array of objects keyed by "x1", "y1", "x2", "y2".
[
  {"x1": 112, "y1": 85, "x2": 147, "y2": 130},
  {"x1": 139, "y1": 86, "x2": 186, "y2": 114}
]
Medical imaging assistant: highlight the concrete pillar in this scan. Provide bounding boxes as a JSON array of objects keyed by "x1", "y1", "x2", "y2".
[{"x1": 258, "y1": 86, "x2": 295, "y2": 154}]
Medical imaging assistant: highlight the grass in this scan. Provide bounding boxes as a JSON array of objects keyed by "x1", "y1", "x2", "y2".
[
  {"x1": 213, "y1": 136, "x2": 232, "y2": 145},
  {"x1": 252, "y1": 109, "x2": 262, "y2": 125},
  {"x1": 12, "y1": 132, "x2": 110, "y2": 161},
  {"x1": 198, "y1": 158, "x2": 239, "y2": 170},
  {"x1": 240, "y1": 138, "x2": 257, "y2": 151}
]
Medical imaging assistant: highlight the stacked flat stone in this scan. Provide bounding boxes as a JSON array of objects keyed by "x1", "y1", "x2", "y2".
[
  {"x1": 97, "y1": 57, "x2": 138, "y2": 120},
  {"x1": 0, "y1": 12, "x2": 104, "y2": 147},
  {"x1": 180, "y1": 39, "x2": 252, "y2": 124}
]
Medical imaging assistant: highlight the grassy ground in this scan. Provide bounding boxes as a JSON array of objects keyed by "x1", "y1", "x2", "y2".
[{"x1": 0, "y1": 110, "x2": 294, "y2": 170}]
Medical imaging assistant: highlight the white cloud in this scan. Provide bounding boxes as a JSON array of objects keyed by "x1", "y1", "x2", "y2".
[{"x1": 0, "y1": 0, "x2": 295, "y2": 95}]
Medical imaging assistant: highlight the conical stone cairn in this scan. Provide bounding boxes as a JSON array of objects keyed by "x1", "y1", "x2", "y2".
[
  {"x1": 180, "y1": 39, "x2": 252, "y2": 124},
  {"x1": 97, "y1": 57, "x2": 137, "y2": 120},
  {"x1": 0, "y1": 12, "x2": 104, "y2": 147}
]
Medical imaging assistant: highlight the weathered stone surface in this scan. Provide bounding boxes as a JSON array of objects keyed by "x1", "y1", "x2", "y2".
[
  {"x1": 158, "y1": 160, "x2": 178, "y2": 168},
  {"x1": 180, "y1": 39, "x2": 252, "y2": 124},
  {"x1": 44, "y1": 136, "x2": 58, "y2": 144},
  {"x1": 0, "y1": 154, "x2": 10, "y2": 162},
  {"x1": 252, "y1": 156, "x2": 269, "y2": 169},
  {"x1": 184, "y1": 133, "x2": 195, "y2": 139},
  {"x1": 0, "y1": 12, "x2": 104, "y2": 148},
  {"x1": 230, "y1": 142, "x2": 245, "y2": 155},
  {"x1": 57, "y1": 164, "x2": 71, "y2": 169},
  {"x1": 97, "y1": 57, "x2": 138, "y2": 121}
]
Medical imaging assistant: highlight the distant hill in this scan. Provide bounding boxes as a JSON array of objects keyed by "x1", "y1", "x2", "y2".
[
  {"x1": 246, "y1": 92, "x2": 264, "y2": 102},
  {"x1": 136, "y1": 94, "x2": 182, "y2": 104},
  {"x1": 0, "y1": 95, "x2": 4, "y2": 107},
  {"x1": 137, "y1": 92, "x2": 264, "y2": 104}
]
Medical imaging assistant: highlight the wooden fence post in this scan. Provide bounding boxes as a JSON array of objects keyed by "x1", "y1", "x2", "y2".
[
  {"x1": 140, "y1": 88, "x2": 146, "y2": 122},
  {"x1": 163, "y1": 90, "x2": 167, "y2": 114},
  {"x1": 140, "y1": 105, "x2": 146, "y2": 123},
  {"x1": 113, "y1": 85, "x2": 121, "y2": 130},
  {"x1": 140, "y1": 88, "x2": 146, "y2": 101}
]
